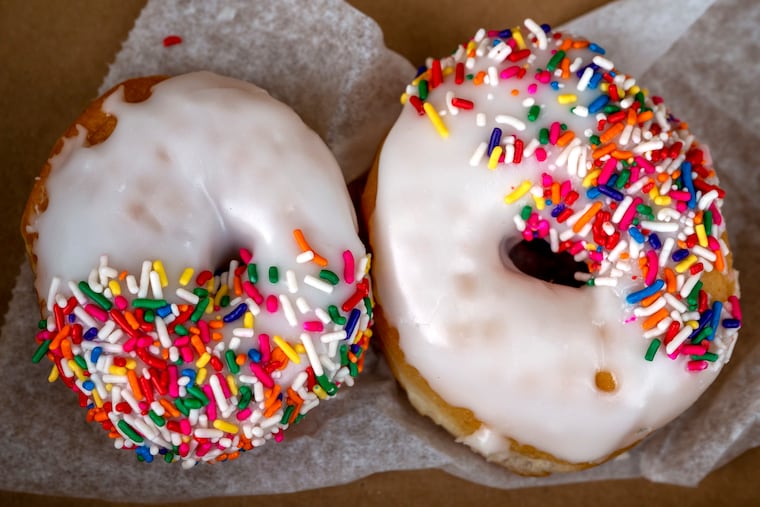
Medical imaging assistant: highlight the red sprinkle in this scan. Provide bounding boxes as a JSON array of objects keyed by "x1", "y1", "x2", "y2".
[{"x1": 163, "y1": 35, "x2": 183, "y2": 47}]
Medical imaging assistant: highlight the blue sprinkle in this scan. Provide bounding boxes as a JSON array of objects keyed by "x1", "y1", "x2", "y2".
[
  {"x1": 586, "y1": 187, "x2": 601, "y2": 199},
  {"x1": 350, "y1": 344, "x2": 362, "y2": 355},
  {"x1": 223, "y1": 303, "x2": 247, "y2": 323},
  {"x1": 82, "y1": 379, "x2": 95, "y2": 391},
  {"x1": 247, "y1": 348, "x2": 261, "y2": 363},
  {"x1": 709, "y1": 301, "x2": 722, "y2": 341},
  {"x1": 159, "y1": 448, "x2": 169, "y2": 455},
  {"x1": 607, "y1": 173, "x2": 618, "y2": 187},
  {"x1": 68, "y1": 314, "x2": 77, "y2": 323},
  {"x1": 180, "y1": 368, "x2": 196, "y2": 386},
  {"x1": 551, "y1": 204, "x2": 566, "y2": 218},
  {"x1": 487, "y1": 127, "x2": 502, "y2": 156},
  {"x1": 672, "y1": 248, "x2": 690, "y2": 262},
  {"x1": 550, "y1": 81, "x2": 560, "y2": 90},
  {"x1": 689, "y1": 310, "x2": 714, "y2": 339},
  {"x1": 722, "y1": 319, "x2": 741, "y2": 329},
  {"x1": 589, "y1": 42, "x2": 606, "y2": 54},
  {"x1": 541, "y1": 23, "x2": 551, "y2": 33},
  {"x1": 156, "y1": 305, "x2": 173, "y2": 318},
  {"x1": 545, "y1": 199, "x2": 553, "y2": 206},
  {"x1": 498, "y1": 28, "x2": 512, "y2": 38},
  {"x1": 598, "y1": 184, "x2": 624, "y2": 201},
  {"x1": 588, "y1": 94, "x2": 610, "y2": 113},
  {"x1": 681, "y1": 161, "x2": 697, "y2": 209},
  {"x1": 626, "y1": 279, "x2": 665, "y2": 304},
  {"x1": 84, "y1": 327, "x2": 98, "y2": 340},
  {"x1": 344, "y1": 308, "x2": 361, "y2": 340},
  {"x1": 628, "y1": 226, "x2": 645, "y2": 244},
  {"x1": 415, "y1": 65, "x2": 427, "y2": 77},
  {"x1": 91, "y1": 346, "x2": 102, "y2": 364},
  {"x1": 648, "y1": 233, "x2": 662, "y2": 250},
  {"x1": 588, "y1": 72, "x2": 603, "y2": 89}
]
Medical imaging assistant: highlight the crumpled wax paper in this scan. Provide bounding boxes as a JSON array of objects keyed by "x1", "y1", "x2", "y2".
[{"x1": 1, "y1": 0, "x2": 758, "y2": 501}]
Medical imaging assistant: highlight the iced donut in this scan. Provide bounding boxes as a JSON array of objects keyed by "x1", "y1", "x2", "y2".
[
  {"x1": 363, "y1": 20, "x2": 742, "y2": 474},
  {"x1": 22, "y1": 72, "x2": 373, "y2": 466}
]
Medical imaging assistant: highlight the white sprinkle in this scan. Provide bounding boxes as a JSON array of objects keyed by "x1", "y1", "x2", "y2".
[
  {"x1": 291, "y1": 371, "x2": 309, "y2": 391},
  {"x1": 232, "y1": 328, "x2": 255, "y2": 339},
  {"x1": 195, "y1": 428, "x2": 224, "y2": 439},
  {"x1": 664, "y1": 293, "x2": 688, "y2": 313},
  {"x1": 523, "y1": 138, "x2": 540, "y2": 157},
  {"x1": 487, "y1": 41, "x2": 512, "y2": 63},
  {"x1": 149, "y1": 271, "x2": 163, "y2": 299},
  {"x1": 692, "y1": 245, "x2": 717, "y2": 262},
  {"x1": 524, "y1": 18, "x2": 547, "y2": 49},
  {"x1": 102, "y1": 374, "x2": 128, "y2": 384},
  {"x1": 175, "y1": 287, "x2": 199, "y2": 305},
  {"x1": 495, "y1": 114, "x2": 526, "y2": 131},
  {"x1": 634, "y1": 296, "x2": 666, "y2": 316},
  {"x1": 315, "y1": 307, "x2": 331, "y2": 324},
  {"x1": 577, "y1": 67, "x2": 594, "y2": 91},
  {"x1": 476, "y1": 112, "x2": 486, "y2": 127},
  {"x1": 666, "y1": 326, "x2": 694, "y2": 355},
  {"x1": 320, "y1": 330, "x2": 348, "y2": 343},
  {"x1": 488, "y1": 65, "x2": 499, "y2": 86},
  {"x1": 445, "y1": 91, "x2": 458, "y2": 116},
  {"x1": 300, "y1": 333, "x2": 324, "y2": 376},
  {"x1": 469, "y1": 142, "x2": 488, "y2": 166},
  {"x1": 46, "y1": 277, "x2": 61, "y2": 312},
  {"x1": 227, "y1": 260, "x2": 238, "y2": 291},
  {"x1": 296, "y1": 251, "x2": 314, "y2": 264},
  {"x1": 555, "y1": 138, "x2": 582, "y2": 168},
  {"x1": 698, "y1": 189, "x2": 719, "y2": 210},
  {"x1": 126, "y1": 275, "x2": 139, "y2": 294},
  {"x1": 594, "y1": 277, "x2": 619, "y2": 287},
  {"x1": 679, "y1": 274, "x2": 701, "y2": 298},
  {"x1": 154, "y1": 316, "x2": 172, "y2": 348},
  {"x1": 567, "y1": 145, "x2": 584, "y2": 177},
  {"x1": 592, "y1": 55, "x2": 614, "y2": 70},
  {"x1": 503, "y1": 143, "x2": 515, "y2": 164},
  {"x1": 612, "y1": 196, "x2": 633, "y2": 224},
  {"x1": 243, "y1": 297, "x2": 260, "y2": 317},
  {"x1": 549, "y1": 228, "x2": 559, "y2": 252},
  {"x1": 279, "y1": 294, "x2": 298, "y2": 326},
  {"x1": 209, "y1": 374, "x2": 229, "y2": 412},
  {"x1": 284, "y1": 269, "x2": 298, "y2": 294},
  {"x1": 138, "y1": 260, "x2": 151, "y2": 298},
  {"x1": 572, "y1": 105, "x2": 589, "y2": 117},
  {"x1": 658, "y1": 237, "x2": 676, "y2": 268},
  {"x1": 639, "y1": 220, "x2": 679, "y2": 233},
  {"x1": 295, "y1": 296, "x2": 311, "y2": 314},
  {"x1": 304, "y1": 275, "x2": 334, "y2": 294},
  {"x1": 569, "y1": 57, "x2": 583, "y2": 73},
  {"x1": 87, "y1": 269, "x2": 103, "y2": 292},
  {"x1": 574, "y1": 272, "x2": 593, "y2": 282}
]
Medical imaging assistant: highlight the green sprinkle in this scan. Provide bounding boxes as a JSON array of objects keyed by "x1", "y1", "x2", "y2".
[
  {"x1": 192, "y1": 287, "x2": 209, "y2": 298},
  {"x1": 32, "y1": 339, "x2": 52, "y2": 363},
  {"x1": 528, "y1": 105, "x2": 541, "y2": 122},
  {"x1": 687, "y1": 281, "x2": 704, "y2": 302},
  {"x1": 636, "y1": 204, "x2": 653, "y2": 216},
  {"x1": 319, "y1": 269, "x2": 340, "y2": 285},
  {"x1": 589, "y1": 134, "x2": 601, "y2": 146},
  {"x1": 418, "y1": 79, "x2": 429, "y2": 101},
  {"x1": 247, "y1": 263, "x2": 258, "y2": 283},
  {"x1": 220, "y1": 295, "x2": 230, "y2": 308},
  {"x1": 348, "y1": 361, "x2": 359, "y2": 378},
  {"x1": 328, "y1": 305, "x2": 346, "y2": 325},
  {"x1": 520, "y1": 205, "x2": 533, "y2": 220},
  {"x1": 175, "y1": 398, "x2": 190, "y2": 416},
  {"x1": 190, "y1": 297, "x2": 210, "y2": 322},
  {"x1": 37, "y1": 319, "x2": 47, "y2": 330},
  {"x1": 280, "y1": 405, "x2": 295, "y2": 425},
  {"x1": 615, "y1": 169, "x2": 631, "y2": 189},
  {"x1": 78, "y1": 281, "x2": 112, "y2": 310},
  {"x1": 268, "y1": 266, "x2": 279, "y2": 284},
  {"x1": 144, "y1": 310, "x2": 155, "y2": 323},
  {"x1": 546, "y1": 50, "x2": 565, "y2": 72},
  {"x1": 238, "y1": 385, "x2": 252, "y2": 409},
  {"x1": 692, "y1": 326, "x2": 713, "y2": 345},
  {"x1": 352, "y1": 346, "x2": 365, "y2": 361},
  {"x1": 164, "y1": 452, "x2": 174, "y2": 463},
  {"x1": 187, "y1": 385, "x2": 209, "y2": 405},
  {"x1": 704, "y1": 211, "x2": 713, "y2": 236},
  {"x1": 132, "y1": 298, "x2": 169, "y2": 310},
  {"x1": 74, "y1": 355, "x2": 87, "y2": 370},
  {"x1": 645, "y1": 339, "x2": 661, "y2": 361},
  {"x1": 174, "y1": 324, "x2": 189, "y2": 336},
  {"x1": 148, "y1": 410, "x2": 166, "y2": 427},
  {"x1": 225, "y1": 349, "x2": 240, "y2": 374},
  {"x1": 315, "y1": 373, "x2": 337, "y2": 396},
  {"x1": 294, "y1": 413, "x2": 305, "y2": 424},
  {"x1": 539, "y1": 128, "x2": 549, "y2": 145},
  {"x1": 466, "y1": 73, "x2": 474, "y2": 80},
  {"x1": 339, "y1": 344, "x2": 349, "y2": 367},
  {"x1": 691, "y1": 352, "x2": 719, "y2": 362},
  {"x1": 183, "y1": 397, "x2": 202, "y2": 410},
  {"x1": 603, "y1": 105, "x2": 621, "y2": 114},
  {"x1": 586, "y1": 278, "x2": 595, "y2": 287},
  {"x1": 363, "y1": 297, "x2": 373, "y2": 319},
  {"x1": 117, "y1": 420, "x2": 144, "y2": 443}
]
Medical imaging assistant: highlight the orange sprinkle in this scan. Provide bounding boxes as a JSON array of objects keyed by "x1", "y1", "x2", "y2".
[
  {"x1": 235, "y1": 353, "x2": 246, "y2": 366},
  {"x1": 637, "y1": 110, "x2": 654, "y2": 123},
  {"x1": 572, "y1": 201, "x2": 603, "y2": 233},
  {"x1": 93, "y1": 411, "x2": 109, "y2": 423},
  {"x1": 286, "y1": 387, "x2": 304, "y2": 406},
  {"x1": 49, "y1": 324, "x2": 71, "y2": 350},
  {"x1": 123, "y1": 310, "x2": 140, "y2": 330},
  {"x1": 511, "y1": 88, "x2": 519, "y2": 96},
  {"x1": 641, "y1": 291, "x2": 663, "y2": 307},
  {"x1": 694, "y1": 211, "x2": 703, "y2": 225},
  {"x1": 211, "y1": 332, "x2": 223, "y2": 341},
  {"x1": 572, "y1": 40, "x2": 590, "y2": 48},
  {"x1": 560, "y1": 57, "x2": 570, "y2": 79},
  {"x1": 473, "y1": 71, "x2": 486, "y2": 85},
  {"x1": 551, "y1": 182, "x2": 560, "y2": 204},
  {"x1": 642, "y1": 308, "x2": 669, "y2": 330},
  {"x1": 159, "y1": 398, "x2": 181, "y2": 418},
  {"x1": 208, "y1": 320, "x2": 224, "y2": 329},
  {"x1": 612, "y1": 149, "x2": 633, "y2": 159},
  {"x1": 600, "y1": 122, "x2": 624, "y2": 144},
  {"x1": 626, "y1": 108, "x2": 637, "y2": 125},
  {"x1": 556, "y1": 130, "x2": 576, "y2": 147},
  {"x1": 715, "y1": 249, "x2": 725, "y2": 272},
  {"x1": 264, "y1": 385, "x2": 282, "y2": 410},
  {"x1": 233, "y1": 275, "x2": 242, "y2": 297},
  {"x1": 293, "y1": 229, "x2": 328, "y2": 267},
  {"x1": 270, "y1": 348, "x2": 289, "y2": 369},
  {"x1": 127, "y1": 370, "x2": 143, "y2": 401},
  {"x1": 263, "y1": 400, "x2": 282, "y2": 418},
  {"x1": 656, "y1": 172, "x2": 670, "y2": 183},
  {"x1": 592, "y1": 143, "x2": 616, "y2": 159},
  {"x1": 191, "y1": 335, "x2": 206, "y2": 356},
  {"x1": 664, "y1": 267, "x2": 677, "y2": 293},
  {"x1": 559, "y1": 38, "x2": 573, "y2": 51}
]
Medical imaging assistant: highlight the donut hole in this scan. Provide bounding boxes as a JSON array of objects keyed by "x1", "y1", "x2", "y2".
[{"x1": 502, "y1": 238, "x2": 589, "y2": 288}]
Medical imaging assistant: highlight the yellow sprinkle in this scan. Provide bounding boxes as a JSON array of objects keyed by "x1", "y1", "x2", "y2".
[
  {"x1": 152, "y1": 260, "x2": 169, "y2": 287},
  {"x1": 488, "y1": 146, "x2": 503, "y2": 170},
  {"x1": 675, "y1": 254, "x2": 698, "y2": 273},
  {"x1": 400, "y1": 92, "x2": 408, "y2": 105},
  {"x1": 244, "y1": 312, "x2": 254, "y2": 328},
  {"x1": 92, "y1": 389, "x2": 104, "y2": 408},
  {"x1": 205, "y1": 277, "x2": 215, "y2": 293},
  {"x1": 630, "y1": 85, "x2": 641, "y2": 95},
  {"x1": 557, "y1": 93, "x2": 577, "y2": 104},
  {"x1": 196, "y1": 352, "x2": 211, "y2": 368},
  {"x1": 68, "y1": 360, "x2": 86, "y2": 381},
  {"x1": 654, "y1": 195, "x2": 672, "y2": 206},
  {"x1": 600, "y1": 82, "x2": 609, "y2": 92},
  {"x1": 213, "y1": 420, "x2": 239, "y2": 434},
  {"x1": 364, "y1": 254, "x2": 372, "y2": 275},
  {"x1": 504, "y1": 180, "x2": 533, "y2": 204},
  {"x1": 108, "y1": 280, "x2": 121, "y2": 297},
  {"x1": 695, "y1": 223, "x2": 709, "y2": 247},
  {"x1": 226, "y1": 375, "x2": 238, "y2": 396},
  {"x1": 511, "y1": 27, "x2": 526, "y2": 49},
  {"x1": 648, "y1": 187, "x2": 660, "y2": 201},
  {"x1": 214, "y1": 284, "x2": 229, "y2": 307},
  {"x1": 582, "y1": 169, "x2": 602, "y2": 188},
  {"x1": 686, "y1": 320, "x2": 699, "y2": 330},
  {"x1": 48, "y1": 365, "x2": 59, "y2": 383},
  {"x1": 294, "y1": 344, "x2": 306, "y2": 354},
  {"x1": 196, "y1": 367, "x2": 207, "y2": 386},
  {"x1": 466, "y1": 40, "x2": 477, "y2": 53},
  {"x1": 442, "y1": 66, "x2": 454, "y2": 76},
  {"x1": 312, "y1": 384, "x2": 328, "y2": 400},
  {"x1": 422, "y1": 102, "x2": 449, "y2": 138},
  {"x1": 109, "y1": 365, "x2": 127, "y2": 375},
  {"x1": 125, "y1": 358, "x2": 137, "y2": 370},
  {"x1": 179, "y1": 268, "x2": 194, "y2": 286},
  {"x1": 531, "y1": 193, "x2": 546, "y2": 211},
  {"x1": 273, "y1": 336, "x2": 301, "y2": 364}
]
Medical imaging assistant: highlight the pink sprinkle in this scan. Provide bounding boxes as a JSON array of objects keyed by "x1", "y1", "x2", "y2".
[
  {"x1": 522, "y1": 229, "x2": 534, "y2": 241},
  {"x1": 198, "y1": 319, "x2": 210, "y2": 343},
  {"x1": 266, "y1": 295, "x2": 278, "y2": 313},
  {"x1": 560, "y1": 180, "x2": 571, "y2": 199},
  {"x1": 645, "y1": 250, "x2": 659, "y2": 286},
  {"x1": 168, "y1": 365, "x2": 179, "y2": 398},
  {"x1": 178, "y1": 442, "x2": 190, "y2": 457},
  {"x1": 122, "y1": 337, "x2": 137, "y2": 353},
  {"x1": 180, "y1": 346, "x2": 194, "y2": 363},
  {"x1": 174, "y1": 336, "x2": 190, "y2": 347},
  {"x1": 535, "y1": 70, "x2": 551, "y2": 83},
  {"x1": 687, "y1": 360, "x2": 708, "y2": 372},
  {"x1": 568, "y1": 241, "x2": 585, "y2": 255},
  {"x1": 535, "y1": 147, "x2": 547, "y2": 161},
  {"x1": 114, "y1": 295, "x2": 128, "y2": 310},
  {"x1": 136, "y1": 336, "x2": 152, "y2": 347},
  {"x1": 537, "y1": 220, "x2": 550, "y2": 238},
  {"x1": 619, "y1": 197, "x2": 643, "y2": 229},
  {"x1": 258, "y1": 333, "x2": 271, "y2": 363},
  {"x1": 624, "y1": 316, "x2": 637, "y2": 324},
  {"x1": 728, "y1": 295, "x2": 742, "y2": 320},
  {"x1": 634, "y1": 156, "x2": 655, "y2": 174},
  {"x1": 668, "y1": 190, "x2": 691, "y2": 201},
  {"x1": 526, "y1": 213, "x2": 540, "y2": 227},
  {"x1": 500, "y1": 65, "x2": 521, "y2": 79},
  {"x1": 342, "y1": 250, "x2": 355, "y2": 284},
  {"x1": 303, "y1": 321, "x2": 324, "y2": 332},
  {"x1": 202, "y1": 385, "x2": 216, "y2": 421},
  {"x1": 84, "y1": 304, "x2": 108, "y2": 322},
  {"x1": 709, "y1": 202, "x2": 723, "y2": 225},
  {"x1": 195, "y1": 442, "x2": 212, "y2": 457},
  {"x1": 179, "y1": 418, "x2": 192, "y2": 435},
  {"x1": 242, "y1": 281, "x2": 264, "y2": 304},
  {"x1": 707, "y1": 236, "x2": 721, "y2": 251},
  {"x1": 239, "y1": 248, "x2": 253, "y2": 264},
  {"x1": 236, "y1": 408, "x2": 253, "y2": 421},
  {"x1": 675, "y1": 201, "x2": 688, "y2": 213},
  {"x1": 549, "y1": 122, "x2": 561, "y2": 145},
  {"x1": 629, "y1": 164, "x2": 641, "y2": 184},
  {"x1": 527, "y1": 83, "x2": 538, "y2": 94},
  {"x1": 681, "y1": 344, "x2": 708, "y2": 356},
  {"x1": 249, "y1": 362, "x2": 274, "y2": 388},
  {"x1": 597, "y1": 158, "x2": 617, "y2": 185},
  {"x1": 273, "y1": 430, "x2": 284, "y2": 443},
  {"x1": 217, "y1": 373, "x2": 231, "y2": 397},
  {"x1": 541, "y1": 172, "x2": 553, "y2": 186},
  {"x1": 667, "y1": 348, "x2": 680, "y2": 360},
  {"x1": 162, "y1": 35, "x2": 183, "y2": 47}
]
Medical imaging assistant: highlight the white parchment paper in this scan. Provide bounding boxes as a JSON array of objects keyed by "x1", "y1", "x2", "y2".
[{"x1": 1, "y1": 0, "x2": 758, "y2": 500}]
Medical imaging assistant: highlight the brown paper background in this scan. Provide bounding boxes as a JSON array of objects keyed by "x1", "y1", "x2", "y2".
[{"x1": 1, "y1": 0, "x2": 758, "y2": 505}]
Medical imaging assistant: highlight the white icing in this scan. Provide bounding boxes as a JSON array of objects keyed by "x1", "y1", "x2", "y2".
[
  {"x1": 29, "y1": 72, "x2": 371, "y2": 463},
  {"x1": 372, "y1": 26, "x2": 740, "y2": 464}
]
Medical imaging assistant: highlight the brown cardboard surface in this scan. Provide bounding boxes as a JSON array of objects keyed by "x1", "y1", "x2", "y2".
[{"x1": 0, "y1": 0, "x2": 758, "y2": 505}]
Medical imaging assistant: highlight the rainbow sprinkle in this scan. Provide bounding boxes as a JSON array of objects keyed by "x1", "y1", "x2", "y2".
[
  {"x1": 402, "y1": 20, "x2": 741, "y2": 371},
  {"x1": 32, "y1": 231, "x2": 372, "y2": 466}
]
